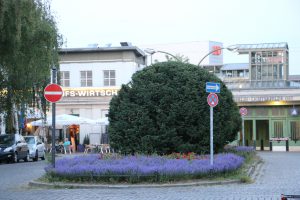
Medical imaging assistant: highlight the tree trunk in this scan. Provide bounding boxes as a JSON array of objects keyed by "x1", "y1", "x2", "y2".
[
  {"x1": 13, "y1": 104, "x2": 19, "y2": 134},
  {"x1": 0, "y1": 113, "x2": 5, "y2": 135}
]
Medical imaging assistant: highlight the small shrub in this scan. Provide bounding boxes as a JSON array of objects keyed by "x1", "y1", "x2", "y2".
[
  {"x1": 240, "y1": 176, "x2": 252, "y2": 183},
  {"x1": 224, "y1": 145, "x2": 255, "y2": 160},
  {"x1": 45, "y1": 152, "x2": 52, "y2": 163}
]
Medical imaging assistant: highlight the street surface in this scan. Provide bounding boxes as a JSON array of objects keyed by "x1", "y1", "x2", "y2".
[{"x1": 0, "y1": 152, "x2": 299, "y2": 200}]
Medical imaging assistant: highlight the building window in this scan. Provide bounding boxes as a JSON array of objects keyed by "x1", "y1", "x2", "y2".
[
  {"x1": 60, "y1": 71, "x2": 70, "y2": 87},
  {"x1": 291, "y1": 121, "x2": 300, "y2": 141},
  {"x1": 80, "y1": 71, "x2": 92, "y2": 87},
  {"x1": 274, "y1": 121, "x2": 283, "y2": 138},
  {"x1": 104, "y1": 70, "x2": 116, "y2": 86}
]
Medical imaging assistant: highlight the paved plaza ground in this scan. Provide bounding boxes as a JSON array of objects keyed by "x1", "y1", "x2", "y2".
[{"x1": 0, "y1": 151, "x2": 299, "y2": 200}]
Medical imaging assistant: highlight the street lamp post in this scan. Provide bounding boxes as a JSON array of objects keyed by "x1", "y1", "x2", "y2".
[
  {"x1": 144, "y1": 48, "x2": 180, "y2": 64},
  {"x1": 197, "y1": 45, "x2": 238, "y2": 67}
]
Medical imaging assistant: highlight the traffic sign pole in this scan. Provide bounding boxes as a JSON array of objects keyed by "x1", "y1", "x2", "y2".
[
  {"x1": 44, "y1": 73, "x2": 63, "y2": 168},
  {"x1": 207, "y1": 93, "x2": 218, "y2": 166},
  {"x1": 239, "y1": 107, "x2": 247, "y2": 146},
  {"x1": 210, "y1": 106, "x2": 214, "y2": 165},
  {"x1": 242, "y1": 117, "x2": 245, "y2": 146},
  {"x1": 206, "y1": 84, "x2": 220, "y2": 166},
  {"x1": 51, "y1": 67, "x2": 56, "y2": 168}
]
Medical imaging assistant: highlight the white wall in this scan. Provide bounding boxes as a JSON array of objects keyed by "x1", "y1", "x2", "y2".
[
  {"x1": 140, "y1": 41, "x2": 224, "y2": 66},
  {"x1": 60, "y1": 61, "x2": 137, "y2": 87}
]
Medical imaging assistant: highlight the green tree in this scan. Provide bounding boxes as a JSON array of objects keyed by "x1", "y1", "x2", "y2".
[
  {"x1": 165, "y1": 53, "x2": 189, "y2": 63},
  {"x1": 0, "y1": 0, "x2": 61, "y2": 133},
  {"x1": 109, "y1": 61, "x2": 241, "y2": 155},
  {"x1": 154, "y1": 53, "x2": 190, "y2": 64}
]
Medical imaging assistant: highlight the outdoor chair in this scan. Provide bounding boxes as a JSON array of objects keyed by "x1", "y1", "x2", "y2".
[
  {"x1": 64, "y1": 144, "x2": 72, "y2": 154},
  {"x1": 100, "y1": 144, "x2": 110, "y2": 154},
  {"x1": 84, "y1": 144, "x2": 95, "y2": 154}
]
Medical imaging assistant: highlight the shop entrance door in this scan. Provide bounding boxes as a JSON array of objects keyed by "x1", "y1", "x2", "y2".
[
  {"x1": 256, "y1": 120, "x2": 269, "y2": 150},
  {"x1": 244, "y1": 120, "x2": 253, "y2": 146}
]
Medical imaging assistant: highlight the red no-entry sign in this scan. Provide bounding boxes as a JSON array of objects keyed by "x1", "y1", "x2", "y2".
[{"x1": 44, "y1": 83, "x2": 63, "y2": 103}]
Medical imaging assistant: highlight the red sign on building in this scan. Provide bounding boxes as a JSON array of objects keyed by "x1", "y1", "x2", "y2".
[{"x1": 212, "y1": 46, "x2": 222, "y2": 55}]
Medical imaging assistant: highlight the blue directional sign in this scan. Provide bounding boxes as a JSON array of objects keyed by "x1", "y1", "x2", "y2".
[{"x1": 206, "y1": 82, "x2": 220, "y2": 93}]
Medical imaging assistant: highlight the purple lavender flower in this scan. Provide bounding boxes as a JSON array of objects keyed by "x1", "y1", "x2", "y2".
[
  {"x1": 45, "y1": 153, "x2": 244, "y2": 178},
  {"x1": 234, "y1": 146, "x2": 255, "y2": 152}
]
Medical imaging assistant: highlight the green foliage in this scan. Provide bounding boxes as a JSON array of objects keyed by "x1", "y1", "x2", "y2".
[
  {"x1": 165, "y1": 53, "x2": 189, "y2": 63},
  {"x1": 240, "y1": 176, "x2": 252, "y2": 183},
  {"x1": 0, "y1": 0, "x2": 61, "y2": 132},
  {"x1": 109, "y1": 61, "x2": 241, "y2": 154}
]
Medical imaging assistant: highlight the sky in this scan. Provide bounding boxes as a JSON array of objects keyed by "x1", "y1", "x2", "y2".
[{"x1": 50, "y1": 0, "x2": 300, "y2": 74}]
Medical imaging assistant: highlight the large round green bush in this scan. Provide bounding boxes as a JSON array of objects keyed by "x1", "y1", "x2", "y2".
[{"x1": 108, "y1": 61, "x2": 241, "y2": 154}]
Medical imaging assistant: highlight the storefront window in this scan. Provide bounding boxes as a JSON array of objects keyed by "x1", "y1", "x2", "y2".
[
  {"x1": 274, "y1": 121, "x2": 283, "y2": 138},
  {"x1": 291, "y1": 121, "x2": 300, "y2": 141}
]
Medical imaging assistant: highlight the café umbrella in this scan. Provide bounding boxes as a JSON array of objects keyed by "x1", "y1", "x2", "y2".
[{"x1": 30, "y1": 114, "x2": 95, "y2": 127}]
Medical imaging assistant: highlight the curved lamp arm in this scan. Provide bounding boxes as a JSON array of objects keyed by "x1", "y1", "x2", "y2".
[
  {"x1": 144, "y1": 48, "x2": 180, "y2": 62},
  {"x1": 197, "y1": 45, "x2": 238, "y2": 66}
]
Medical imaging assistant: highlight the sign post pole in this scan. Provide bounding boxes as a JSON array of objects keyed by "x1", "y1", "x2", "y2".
[
  {"x1": 242, "y1": 117, "x2": 245, "y2": 146},
  {"x1": 206, "y1": 82, "x2": 220, "y2": 166},
  {"x1": 239, "y1": 107, "x2": 248, "y2": 146},
  {"x1": 44, "y1": 71, "x2": 63, "y2": 168},
  {"x1": 210, "y1": 106, "x2": 213, "y2": 165},
  {"x1": 207, "y1": 92, "x2": 219, "y2": 166},
  {"x1": 51, "y1": 67, "x2": 56, "y2": 168}
]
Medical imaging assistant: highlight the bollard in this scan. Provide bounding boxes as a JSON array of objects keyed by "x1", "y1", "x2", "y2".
[
  {"x1": 253, "y1": 140, "x2": 256, "y2": 150},
  {"x1": 286, "y1": 140, "x2": 289, "y2": 151},
  {"x1": 270, "y1": 140, "x2": 272, "y2": 151},
  {"x1": 260, "y1": 139, "x2": 264, "y2": 151},
  {"x1": 246, "y1": 139, "x2": 249, "y2": 146}
]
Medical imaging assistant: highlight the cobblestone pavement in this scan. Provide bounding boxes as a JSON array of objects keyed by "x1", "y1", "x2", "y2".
[{"x1": 0, "y1": 152, "x2": 299, "y2": 200}]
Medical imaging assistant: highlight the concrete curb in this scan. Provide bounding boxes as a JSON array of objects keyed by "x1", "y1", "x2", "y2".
[
  {"x1": 28, "y1": 179, "x2": 241, "y2": 189},
  {"x1": 247, "y1": 156, "x2": 264, "y2": 180}
]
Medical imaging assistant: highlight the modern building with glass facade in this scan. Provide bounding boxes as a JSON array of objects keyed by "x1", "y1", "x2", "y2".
[{"x1": 222, "y1": 43, "x2": 300, "y2": 151}]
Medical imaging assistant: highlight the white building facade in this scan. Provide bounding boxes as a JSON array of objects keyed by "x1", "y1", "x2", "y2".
[{"x1": 54, "y1": 45, "x2": 146, "y2": 145}]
